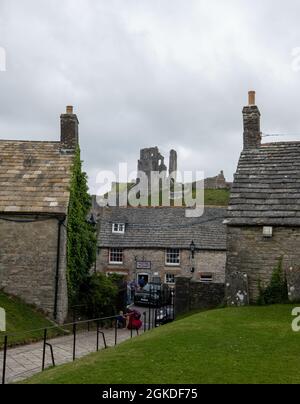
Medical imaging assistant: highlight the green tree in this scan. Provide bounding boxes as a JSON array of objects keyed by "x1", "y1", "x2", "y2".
[{"x1": 67, "y1": 147, "x2": 97, "y2": 303}]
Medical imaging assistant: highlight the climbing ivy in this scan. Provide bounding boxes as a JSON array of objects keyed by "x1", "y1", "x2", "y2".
[{"x1": 67, "y1": 147, "x2": 97, "y2": 304}]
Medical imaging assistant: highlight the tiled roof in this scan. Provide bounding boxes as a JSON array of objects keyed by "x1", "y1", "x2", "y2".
[
  {"x1": 97, "y1": 206, "x2": 227, "y2": 250},
  {"x1": 0, "y1": 140, "x2": 74, "y2": 214},
  {"x1": 227, "y1": 142, "x2": 300, "y2": 225}
]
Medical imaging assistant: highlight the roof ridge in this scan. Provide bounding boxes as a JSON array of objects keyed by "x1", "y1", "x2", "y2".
[{"x1": 0, "y1": 139, "x2": 60, "y2": 144}]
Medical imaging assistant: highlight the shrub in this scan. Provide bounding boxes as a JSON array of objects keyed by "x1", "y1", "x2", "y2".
[
  {"x1": 257, "y1": 257, "x2": 289, "y2": 305},
  {"x1": 77, "y1": 273, "x2": 118, "y2": 319}
]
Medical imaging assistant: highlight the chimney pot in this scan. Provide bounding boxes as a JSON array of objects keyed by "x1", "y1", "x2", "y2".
[
  {"x1": 66, "y1": 105, "x2": 73, "y2": 114},
  {"x1": 248, "y1": 91, "x2": 256, "y2": 106}
]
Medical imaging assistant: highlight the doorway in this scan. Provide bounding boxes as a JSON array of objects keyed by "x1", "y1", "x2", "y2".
[{"x1": 137, "y1": 273, "x2": 149, "y2": 288}]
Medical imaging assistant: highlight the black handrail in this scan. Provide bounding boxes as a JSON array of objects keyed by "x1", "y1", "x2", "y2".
[
  {"x1": 42, "y1": 329, "x2": 55, "y2": 371},
  {"x1": 0, "y1": 314, "x2": 119, "y2": 339},
  {"x1": 0, "y1": 314, "x2": 119, "y2": 385},
  {"x1": 1, "y1": 336, "x2": 7, "y2": 385},
  {"x1": 96, "y1": 323, "x2": 107, "y2": 351},
  {"x1": 1, "y1": 293, "x2": 175, "y2": 385}
]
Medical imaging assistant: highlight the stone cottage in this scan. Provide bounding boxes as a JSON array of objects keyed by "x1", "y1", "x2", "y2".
[
  {"x1": 225, "y1": 91, "x2": 300, "y2": 304},
  {"x1": 0, "y1": 106, "x2": 79, "y2": 323},
  {"x1": 96, "y1": 206, "x2": 227, "y2": 285}
]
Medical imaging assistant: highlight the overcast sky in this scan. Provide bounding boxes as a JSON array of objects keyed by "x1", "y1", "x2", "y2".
[{"x1": 1, "y1": 0, "x2": 300, "y2": 194}]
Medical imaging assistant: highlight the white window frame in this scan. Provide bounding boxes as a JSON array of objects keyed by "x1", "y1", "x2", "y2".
[
  {"x1": 109, "y1": 248, "x2": 124, "y2": 264},
  {"x1": 112, "y1": 223, "x2": 125, "y2": 234},
  {"x1": 165, "y1": 248, "x2": 180, "y2": 266},
  {"x1": 165, "y1": 273, "x2": 176, "y2": 284},
  {"x1": 199, "y1": 273, "x2": 213, "y2": 283}
]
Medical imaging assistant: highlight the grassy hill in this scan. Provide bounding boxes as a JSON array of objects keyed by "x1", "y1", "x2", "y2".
[
  {"x1": 103, "y1": 187, "x2": 230, "y2": 207},
  {"x1": 0, "y1": 292, "x2": 62, "y2": 347},
  {"x1": 204, "y1": 189, "x2": 230, "y2": 206},
  {"x1": 23, "y1": 305, "x2": 300, "y2": 384}
]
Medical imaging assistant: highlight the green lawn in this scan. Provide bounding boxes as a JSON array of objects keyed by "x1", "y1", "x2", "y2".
[
  {"x1": 23, "y1": 305, "x2": 300, "y2": 384},
  {"x1": 0, "y1": 292, "x2": 63, "y2": 348}
]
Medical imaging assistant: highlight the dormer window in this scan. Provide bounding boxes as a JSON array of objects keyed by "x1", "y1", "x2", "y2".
[{"x1": 112, "y1": 223, "x2": 125, "y2": 234}]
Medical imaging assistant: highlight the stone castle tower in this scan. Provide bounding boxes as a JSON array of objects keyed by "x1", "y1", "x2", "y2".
[{"x1": 137, "y1": 147, "x2": 178, "y2": 183}]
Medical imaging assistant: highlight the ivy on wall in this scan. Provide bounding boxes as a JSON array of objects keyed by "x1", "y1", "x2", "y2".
[{"x1": 67, "y1": 147, "x2": 97, "y2": 303}]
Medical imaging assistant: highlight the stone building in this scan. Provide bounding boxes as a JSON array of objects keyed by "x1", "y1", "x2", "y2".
[
  {"x1": 96, "y1": 206, "x2": 227, "y2": 286},
  {"x1": 0, "y1": 106, "x2": 79, "y2": 323},
  {"x1": 225, "y1": 91, "x2": 300, "y2": 304}
]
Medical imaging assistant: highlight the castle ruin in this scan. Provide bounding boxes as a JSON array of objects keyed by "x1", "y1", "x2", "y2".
[{"x1": 137, "y1": 147, "x2": 177, "y2": 183}]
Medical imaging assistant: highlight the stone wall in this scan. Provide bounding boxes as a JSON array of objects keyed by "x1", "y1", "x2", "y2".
[
  {"x1": 175, "y1": 276, "x2": 225, "y2": 315},
  {"x1": 0, "y1": 216, "x2": 68, "y2": 323},
  {"x1": 226, "y1": 226, "x2": 300, "y2": 302},
  {"x1": 97, "y1": 247, "x2": 226, "y2": 284}
]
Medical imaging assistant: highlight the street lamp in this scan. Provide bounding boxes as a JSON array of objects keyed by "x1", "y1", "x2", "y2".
[{"x1": 190, "y1": 240, "x2": 196, "y2": 259}]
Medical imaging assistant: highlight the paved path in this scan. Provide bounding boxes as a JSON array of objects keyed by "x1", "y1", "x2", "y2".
[{"x1": 0, "y1": 326, "x2": 144, "y2": 384}]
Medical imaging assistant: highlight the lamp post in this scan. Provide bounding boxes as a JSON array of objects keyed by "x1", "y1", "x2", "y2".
[
  {"x1": 190, "y1": 240, "x2": 196, "y2": 259},
  {"x1": 190, "y1": 241, "x2": 196, "y2": 275}
]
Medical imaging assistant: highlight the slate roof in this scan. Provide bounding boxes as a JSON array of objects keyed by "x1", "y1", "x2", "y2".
[
  {"x1": 97, "y1": 207, "x2": 227, "y2": 250},
  {"x1": 227, "y1": 142, "x2": 300, "y2": 226},
  {"x1": 0, "y1": 140, "x2": 74, "y2": 214}
]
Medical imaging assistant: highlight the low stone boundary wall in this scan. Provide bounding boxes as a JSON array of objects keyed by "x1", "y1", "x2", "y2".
[{"x1": 175, "y1": 276, "x2": 225, "y2": 316}]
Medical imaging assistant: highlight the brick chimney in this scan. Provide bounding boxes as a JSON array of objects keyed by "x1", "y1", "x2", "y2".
[
  {"x1": 60, "y1": 106, "x2": 79, "y2": 151},
  {"x1": 243, "y1": 91, "x2": 261, "y2": 150}
]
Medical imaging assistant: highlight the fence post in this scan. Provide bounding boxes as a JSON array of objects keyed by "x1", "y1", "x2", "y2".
[
  {"x1": 172, "y1": 289, "x2": 175, "y2": 320},
  {"x1": 2, "y1": 335, "x2": 8, "y2": 385},
  {"x1": 148, "y1": 286, "x2": 152, "y2": 330},
  {"x1": 96, "y1": 321, "x2": 99, "y2": 352},
  {"x1": 73, "y1": 323, "x2": 77, "y2": 361},
  {"x1": 114, "y1": 318, "x2": 118, "y2": 346},
  {"x1": 42, "y1": 328, "x2": 47, "y2": 371},
  {"x1": 143, "y1": 312, "x2": 147, "y2": 333}
]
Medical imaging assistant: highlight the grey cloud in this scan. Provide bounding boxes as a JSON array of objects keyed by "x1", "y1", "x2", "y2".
[{"x1": 1, "y1": 0, "x2": 300, "y2": 194}]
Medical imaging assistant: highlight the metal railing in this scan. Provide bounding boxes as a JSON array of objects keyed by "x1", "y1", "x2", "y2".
[
  {"x1": 1, "y1": 289, "x2": 175, "y2": 385},
  {"x1": 0, "y1": 312, "x2": 150, "y2": 385}
]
